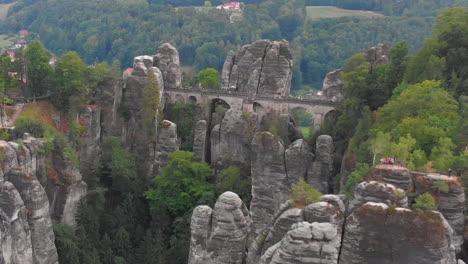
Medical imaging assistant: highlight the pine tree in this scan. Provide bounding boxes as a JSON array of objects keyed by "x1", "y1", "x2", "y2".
[{"x1": 143, "y1": 71, "x2": 162, "y2": 143}]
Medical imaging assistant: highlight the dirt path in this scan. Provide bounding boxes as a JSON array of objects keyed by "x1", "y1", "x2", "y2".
[{"x1": 4, "y1": 103, "x2": 24, "y2": 127}]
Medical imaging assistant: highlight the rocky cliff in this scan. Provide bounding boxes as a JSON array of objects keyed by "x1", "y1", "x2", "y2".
[
  {"x1": 188, "y1": 192, "x2": 251, "y2": 264},
  {"x1": 322, "y1": 69, "x2": 344, "y2": 101},
  {"x1": 189, "y1": 162, "x2": 466, "y2": 264},
  {"x1": 340, "y1": 202, "x2": 457, "y2": 264},
  {"x1": 0, "y1": 136, "x2": 77, "y2": 264},
  {"x1": 413, "y1": 173, "x2": 465, "y2": 251},
  {"x1": 221, "y1": 39, "x2": 293, "y2": 97},
  {"x1": 307, "y1": 135, "x2": 335, "y2": 193}
]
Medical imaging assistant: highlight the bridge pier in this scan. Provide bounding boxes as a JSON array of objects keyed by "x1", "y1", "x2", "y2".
[{"x1": 163, "y1": 88, "x2": 338, "y2": 130}]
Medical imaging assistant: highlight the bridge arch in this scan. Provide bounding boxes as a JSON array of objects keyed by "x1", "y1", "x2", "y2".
[
  {"x1": 290, "y1": 106, "x2": 314, "y2": 128},
  {"x1": 175, "y1": 94, "x2": 185, "y2": 104},
  {"x1": 188, "y1": 95, "x2": 198, "y2": 104},
  {"x1": 253, "y1": 102, "x2": 266, "y2": 116},
  {"x1": 211, "y1": 98, "x2": 231, "y2": 112},
  {"x1": 163, "y1": 93, "x2": 171, "y2": 107},
  {"x1": 323, "y1": 110, "x2": 339, "y2": 124}
]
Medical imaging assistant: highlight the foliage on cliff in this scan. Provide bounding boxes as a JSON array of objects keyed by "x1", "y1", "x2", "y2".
[
  {"x1": 322, "y1": 7, "x2": 468, "y2": 193},
  {"x1": 145, "y1": 151, "x2": 215, "y2": 215}
]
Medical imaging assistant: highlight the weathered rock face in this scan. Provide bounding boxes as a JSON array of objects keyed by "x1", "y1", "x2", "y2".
[
  {"x1": 260, "y1": 207, "x2": 303, "y2": 257},
  {"x1": 307, "y1": 135, "x2": 334, "y2": 193},
  {"x1": 134, "y1": 55, "x2": 154, "y2": 69},
  {"x1": 340, "y1": 202, "x2": 457, "y2": 264},
  {"x1": 221, "y1": 40, "x2": 292, "y2": 97},
  {"x1": 366, "y1": 43, "x2": 391, "y2": 67},
  {"x1": 192, "y1": 120, "x2": 208, "y2": 162},
  {"x1": 155, "y1": 120, "x2": 179, "y2": 173},
  {"x1": 250, "y1": 132, "x2": 289, "y2": 238},
  {"x1": 285, "y1": 139, "x2": 313, "y2": 187},
  {"x1": 0, "y1": 181, "x2": 33, "y2": 264},
  {"x1": 247, "y1": 196, "x2": 344, "y2": 264},
  {"x1": 365, "y1": 164, "x2": 413, "y2": 192},
  {"x1": 260, "y1": 222, "x2": 341, "y2": 264},
  {"x1": 259, "y1": 113, "x2": 301, "y2": 146},
  {"x1": 7, "y1": 169, "x2": 58, "y2": 264},
  {"x1": 211, "y1": 109, "x2": 252, "y2": 169},
  {"x1": 188, "y1": 192, "x2": 251, "y2": 264},
  {"x1": 414, "y1": 173, "x2": 465, "y2": 251},
  {"x1": 59, "y1": 181, "x2": 87, "y2": 227},
  {"x1": 154, "y1": 43, "x2": 181, "y2": 90},
  {"x1": 79, "y1": 105, "x2": 101, "y2": 177},
  {"x1": 303, "y1": 201, "x2": 344, "y2": 232},
  {"x1": 348, "y1": 181, "x2": 408, "y2": 214},
  {"x1": 322, "y1": 69, "x2": 344, "y2": 101}
]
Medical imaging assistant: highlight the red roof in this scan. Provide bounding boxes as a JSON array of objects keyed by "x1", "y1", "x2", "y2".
[
  {"x1": 218, "y1": 1, "x2": 240, "y2": 8},
  {"x1": 19, "y1": 30, "x2": 29, "y2": 36},
  {"x1": 7, "y1": 51, "x2": 15, "y2": 57},
  {"x1": 18, "y1": 40, "x2": 27, "y2": 44},
  {"x1": 124, "y1": 68, "x2": 134, "y2": 73}
]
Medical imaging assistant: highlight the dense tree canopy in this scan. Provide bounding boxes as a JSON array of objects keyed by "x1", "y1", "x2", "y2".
[
  {"x1": 24, "y1": 40, "x2": 52, "y2": 98},
  {"x1": 1, "y1": 0, "x2": 463, "y2": 91},
  {"x1": 51, "y1": 51, "x2": 86, "y2": 112},
  {"x1": 145, "y1": 151, "x2": 215, "y2": 215}
]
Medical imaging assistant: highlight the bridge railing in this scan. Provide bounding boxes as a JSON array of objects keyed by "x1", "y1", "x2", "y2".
[{"x1": 164, "y1": 87, "x2": 339, "y2": 106}]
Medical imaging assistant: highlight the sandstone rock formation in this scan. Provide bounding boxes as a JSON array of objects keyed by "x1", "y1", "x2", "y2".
[
  {"x1": 188, "y1": 192, "x2": 251, "y2": 264},
  {"x1": 59, "y1": 181, "x2": 87, "y2": 227},
  {"x1": 307, "y1": 135, "x2": 334, "y2": 193},
  {"x1": 211, "y1": 109, "x2": 252, "y2": 169},
  {"x1": 221, "y1": 40, "x2": 292, "y2": 97},
  {"x1": 154, "y1": 43, "x2": 181, "y2": 90},
  {"x1": 365, "y1": 164, "x2": 413, "y2": 192},
  {"x1": 414, "y1": 173, "x2": 465, "y2": 251},
  {"x1": 250, "y1": 132, "x2": 289, "y2": 238},
  {"x1": 246, "y1": 194, "x2": 344, "y2": 264},
  {"x1": 7, "y1": 169, "x2": 58, "y2": 264},
  {"x1": 366, "y1": 43, "x2": 391, "y2": 67},
  {"x1": 192, "y1": 120, "x2": 208, "y2": 162},
  {"x1": 155, "y1": 120, "x2": 179, "y2": 173},
  {"x1": 260, "y1": 222, "x2": 341, "y2": 264},
  {"x1": 322, "y1": 69, "x2": 344, "y2": 101},
  {"x1": 285, "y1": 139, "x2": 313, "y2": 187},
  {"x1": 340, "y1": 202, "x2": 457, "y2": 264},
  {"x1": 347, "y1": 181, "x2": 408, "y2": 214},
  {"x1": 79, "y1": 105, "x2": 101, "y2": 177},
  {"x1": 0, "y1": 181, "x2": 33, "y2": 264}
]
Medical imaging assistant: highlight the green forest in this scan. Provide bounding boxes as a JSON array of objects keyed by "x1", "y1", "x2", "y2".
[{"x1": 1, "y1": 0, "x2": 466, "y2": 90}]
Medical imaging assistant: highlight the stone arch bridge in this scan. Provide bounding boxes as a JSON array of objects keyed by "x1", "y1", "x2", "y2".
[{"x1": 163, "y1": 88, "x2": 339, "y2": 129}]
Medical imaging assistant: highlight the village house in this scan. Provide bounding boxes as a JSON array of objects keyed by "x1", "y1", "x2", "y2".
[
  {"x1": 216, "y1": 1, "x2": 241, "y2": 10},
  {"x1": 18, "y1": 30, "x2": 29, "y2": 38},
  {"x1": 14, "y1": 39, "x2": 28, "y2": 49}
]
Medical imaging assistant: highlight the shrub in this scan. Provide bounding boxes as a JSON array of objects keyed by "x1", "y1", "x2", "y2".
[
  {"x1": 394, "y1": 189, "x2": 405, "y2": 198},
  {"x1": 433, "y1": 181, "x2": 449, "y2": 194},
  {"x1": 14, "y1": 117, "x2": 46, "y2": 138},
  {"x1": 345, "y1": 164, "x2": 370, "y2": 198},
  {"x1": 288, "y1": 179, "x2": 322, "y2": 207},
  {"x1": 413, "y1": 193, "x2": 437, "y2": 211},
  {"x1": 0, "y1": 129, "x2": 11, "y2": 141},
  {"x1": 216, "y1": 165, "x2": 251, "y2": 205}
]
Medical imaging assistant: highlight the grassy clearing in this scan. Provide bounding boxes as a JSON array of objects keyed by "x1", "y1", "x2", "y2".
[
  {"x1": 20, "y1": 102, "x2": 59, "y2": 130},
  {"x1": 306, "y1": 6, "x2": 384, "y2": 20},
  {"x1": 300, "y1": 126, "x2": 311, "y2": 139},
  {"x1": 0, "y1": 2, "x2": 15, "y2": 20},
  {"x1": 0, "y1": 34, "x2": 14, "y2": 50}
]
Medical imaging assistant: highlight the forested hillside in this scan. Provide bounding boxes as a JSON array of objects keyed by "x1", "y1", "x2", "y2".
[
  {"x1": 0, "y1": 2, "x2": 466, "y2": 263},
  {"x1": 1, "y1": 0, "x2": 466, "y2": 90}
]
